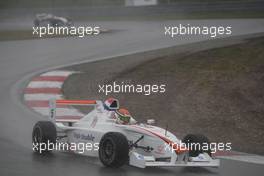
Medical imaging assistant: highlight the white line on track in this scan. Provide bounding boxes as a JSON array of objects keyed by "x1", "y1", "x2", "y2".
[
  {"x1": 41, "y1": 71, "x2": 74, "y2": 77},
  {"x1": 24, "y1": 94, "x2": 63, "y2": 101}
]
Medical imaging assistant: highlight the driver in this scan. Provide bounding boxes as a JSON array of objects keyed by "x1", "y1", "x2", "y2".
[{"x1": 115, "y1": 108, "x2": 136, "y2": 125}]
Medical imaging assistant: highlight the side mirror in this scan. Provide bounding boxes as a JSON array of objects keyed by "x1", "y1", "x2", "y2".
[{"x1": 147, "y1": 119, "x2": 155, "y2": 125}]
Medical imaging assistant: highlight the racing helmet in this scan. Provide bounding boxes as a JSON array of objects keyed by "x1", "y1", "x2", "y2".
[
  {"x1": 116, "y1": 108, "x2": 131, "y2": 124},
  {"x1": 103, "y1": 98, "x2": 119, "y2": 111}
]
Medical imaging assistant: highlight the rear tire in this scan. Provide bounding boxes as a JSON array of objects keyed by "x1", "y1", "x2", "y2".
[
  {"x1": 32, "y1": 121, "x2": 57, "y2": 154},
  {"x1": 99, "y1": 132, "x2": 129, "y2": 168},
  {"x1": 182, "y1": 134, "x2": 211, "y2": 157}
]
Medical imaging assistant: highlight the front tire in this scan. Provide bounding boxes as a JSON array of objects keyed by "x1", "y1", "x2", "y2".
[
  {"x1": 32, "y1": 121, "x2": 57, "y2": 154},
  {"x1": 99, "y1": 132, "x2": 129, "y2": 168},
  {"x1": 182, "y1": 134, "x2": 211, "y2": 157}
]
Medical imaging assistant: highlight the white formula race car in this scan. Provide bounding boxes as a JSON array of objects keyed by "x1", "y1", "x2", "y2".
[
  {"x1": 32, "y1": 98, "x2": 219, "y2": 168},
  {"x1": 34, "y1": 13, "x2": 73, "y2": 27}
]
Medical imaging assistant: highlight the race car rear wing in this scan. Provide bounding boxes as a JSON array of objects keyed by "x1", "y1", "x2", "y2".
[{"x1": 49, "y1": 99, "x2": 98, "y2": 123}]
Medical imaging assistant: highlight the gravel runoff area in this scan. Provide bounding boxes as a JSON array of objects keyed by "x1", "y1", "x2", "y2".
[{"x1": 62, "y1": 34, "x2": 264, "y2": 155}]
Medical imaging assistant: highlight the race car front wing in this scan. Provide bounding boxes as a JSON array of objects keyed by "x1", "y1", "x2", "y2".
[{"x1": 129, "y1": 151, "x2": 220, "y2": 168}]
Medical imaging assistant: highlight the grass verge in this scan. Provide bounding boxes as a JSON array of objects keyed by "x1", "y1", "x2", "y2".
[{"x1": 62, "y1": 36, "x2": 264, "y2": 155}]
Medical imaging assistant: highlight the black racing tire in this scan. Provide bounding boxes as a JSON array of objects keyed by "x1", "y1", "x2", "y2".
[
  {"x1": 32, "y1": 121, "x2": 57, "y2": 154},
  {"x1": 51, "y1": 19, "x2": 64, "y2": 27},
  {"x1": 56, "y1": 21, "x2": 65, "y2": 27},
  {"x1": 99, "y1": 132, "x2": 129, "y2": 168},
  {"x1": 182, "y1": 134, "x2": 211, "y2": 157},
  {"x1": 40, "y1": 20, "x2": 51, "y2": 27}
]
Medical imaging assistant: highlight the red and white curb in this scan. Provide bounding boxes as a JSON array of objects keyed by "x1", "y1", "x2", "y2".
[
  {"x1": 24, "y1": 70, "x2": 84, "y2": 122},
  {"x1": 23, "y1": 70, "x2": 264, "y2": 164}
]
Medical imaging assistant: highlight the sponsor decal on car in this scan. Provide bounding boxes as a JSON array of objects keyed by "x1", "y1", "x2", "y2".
[{"x1": 73, "y1": 132, "x2": 95, "y2": 141}]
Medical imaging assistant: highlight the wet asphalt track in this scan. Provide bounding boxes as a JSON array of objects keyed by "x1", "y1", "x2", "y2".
[{"x1": 0, "y1": 20, "x2": 264, "y2": 175}]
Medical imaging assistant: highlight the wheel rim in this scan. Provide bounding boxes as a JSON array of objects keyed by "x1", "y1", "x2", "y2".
[
  {"x1": 105, "y1": 141, "x2": 113, "y2": 156},
  {"x1": 102, "y1": 139, "x2": 115, "y2": 162}
]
